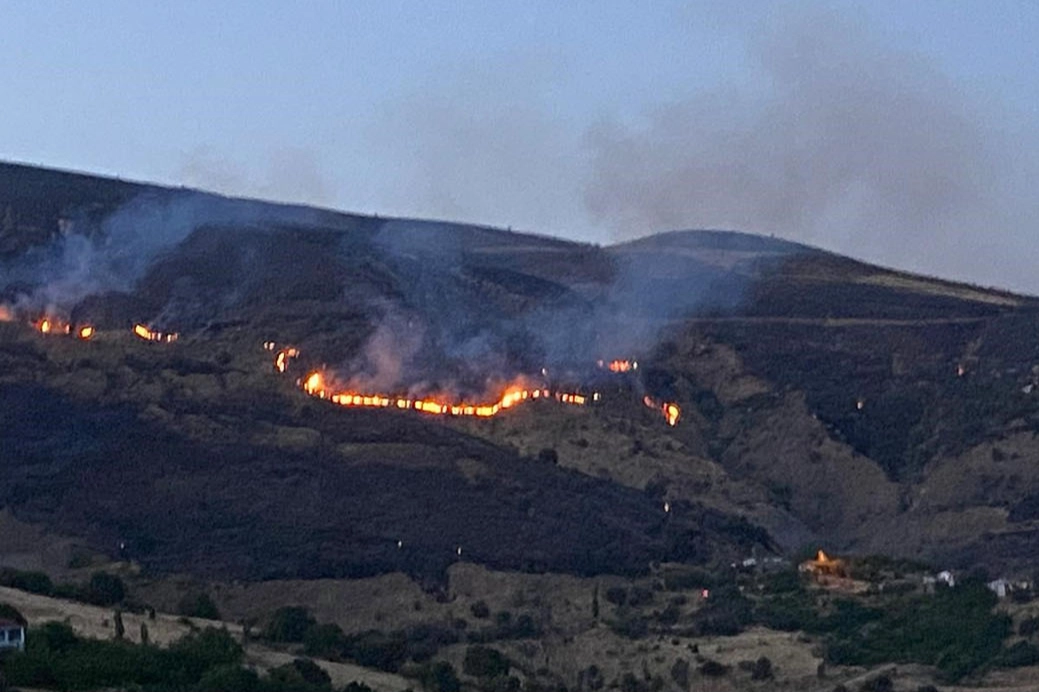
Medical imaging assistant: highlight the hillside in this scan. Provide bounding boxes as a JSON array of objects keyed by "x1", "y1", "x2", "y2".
[{"x1": 5, "y1": 161, "x2": 1039, "y2": 687}]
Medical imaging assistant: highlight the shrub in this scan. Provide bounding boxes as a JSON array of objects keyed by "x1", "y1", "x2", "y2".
[
  {"x1": 470, "y1": 600, "x2": 490, "y2": 619},
  {"x1": 859, "y1": 673, "x2": 894, "y2": 691},
  {"x1": 265, "y1": 606, "x2": 316, "y2": 642},
  {"x1": 750, "y1": 656, "x2": 773, "y2": 681},
  {"x1": 198, "y1": 664, "x2": 262, "y2": 691},
  {"x1": 604, "y1": 586, "x2": 627, "y2": 606},
  {"x1": 418, "y1": 660, "x2": 461, "y2": 691},
  {"x1": 267, "y1": 658, "x2": 332, "y2": 691},
  {"x1": 303, "y1": 623, "x2": 347, "y2": 659},
  {"x1": 1020, "y1": 616, "x2": 1039, "y2": 637},
  {"x1": 178, "y1": 592, "x2": 221, "y2": 620},
  {"x1": 670, "y1": 658, "x2": 689, "y2": 688},
  {"x1": 87, "y1": 572, "x2": 125, "y2": 606},
  {"x1": 699, "y1": 659, "x2": 730, "y2": 677},
  {"x1": 0, "y1": 568, "x2": 53, "y2": 595},
  {"x1": 343, "y1": 630, "x2": 408, "y2": 672},
  {"x1": 993, "y1": 640, "x2": 1039, "y2": 668},
  {"x1": 0, "y1": 602, "x2": 27, "y2": 626},
  {"x1": 463, "y1": 645, "x2": 510, "y2": 679}
]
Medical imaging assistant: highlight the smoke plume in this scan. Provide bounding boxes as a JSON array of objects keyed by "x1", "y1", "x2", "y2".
[{"x1": 583, "y1": 7, "x2": 1038, "y2": 291}]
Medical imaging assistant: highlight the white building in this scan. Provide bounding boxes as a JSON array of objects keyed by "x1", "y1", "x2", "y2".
[{"x1": 0, "y1": 619, "x2": 25, "y2": 652}]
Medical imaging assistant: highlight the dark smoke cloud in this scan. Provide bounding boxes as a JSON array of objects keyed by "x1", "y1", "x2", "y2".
[{"x1": 584, "y1": 7, "x2": 1038, "y2": 291}]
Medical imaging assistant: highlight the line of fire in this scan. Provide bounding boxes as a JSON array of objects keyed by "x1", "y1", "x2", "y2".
[
  {"x1": 272, "y1": 344, "x2": 681, "y2": 426},
  {"x1": 13, "y1": 312, "x2": 680, "y2": 427}
]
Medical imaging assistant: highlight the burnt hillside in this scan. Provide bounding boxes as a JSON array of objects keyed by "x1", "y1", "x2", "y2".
[{"x1": 3, "y1": 161, "x2": 1039, "y2": 579}]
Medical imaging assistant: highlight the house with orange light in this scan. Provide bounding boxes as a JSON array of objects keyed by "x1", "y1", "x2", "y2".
[{"x1": 798, "y1": 550, "x2": 849, "y2": 579}]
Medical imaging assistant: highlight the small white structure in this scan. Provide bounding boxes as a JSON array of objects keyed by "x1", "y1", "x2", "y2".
[
  {"x1": 937, "y1": 570, "x2": 955, "y2": 587},
  {"x1": 0, "y1": 620, "x2": 25, "y2": 652},
  {"x1": 988, "y1": 578, "x2": 1012, "y2": 598}
]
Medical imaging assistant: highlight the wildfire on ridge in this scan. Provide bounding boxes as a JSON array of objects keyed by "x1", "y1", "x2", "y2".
[
  {"x1": 133, "y1": 323, "x2": 179, "y2": 343},
  {"x1": 275, "y1": 344, "x2": 675, "y2": 425},
  {"x1": 30, "y1": 316, "x2": 95, "y2": 340},
  {"x1": 0, "y1": 305, "x2": 12, "y2": 322},
  {"x1": 274, "y1": 346, "x2": 299, "y2": 373},
  {"x1": 643, "y1": 395, "x2": 681, "y2": 427},
  {"x1": 35, "y1": 317, "x2": 70, "y2": 335},
  {"x1": 300, "y1": 369, "x2": 594, "y2": 419}
]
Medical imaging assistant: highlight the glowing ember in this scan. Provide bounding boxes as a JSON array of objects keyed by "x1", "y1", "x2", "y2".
[
  {"x1": 133, "y1": 324, "x2": 178, "y2": 343},
  {"x1": 77, "y1": 326, "x2": 95, "y2": 340},
  {"x1": 34, "y1": 317, "x2": 71, "y2": 335},
  {"x1": 274, "y1": 346, "x2": 299, "y2": 373},
  {"x1": 856, "y1": 398, "x2": 865, "y2": 410},
  {"x1": 0, "y1": 305, "x2": 13, "y2": 322},
  {"x1": 643, "y1": 395, "x2": 681, "y2": 427}
]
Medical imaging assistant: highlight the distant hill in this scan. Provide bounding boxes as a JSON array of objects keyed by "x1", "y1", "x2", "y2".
[{"x1": 2, "y1": 160, "x2": 1039, "y2": 583}]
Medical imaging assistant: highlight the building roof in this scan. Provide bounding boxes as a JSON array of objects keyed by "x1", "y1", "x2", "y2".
[{"x1": 0, "y1": 619, "x2": 23, "y2": 628}]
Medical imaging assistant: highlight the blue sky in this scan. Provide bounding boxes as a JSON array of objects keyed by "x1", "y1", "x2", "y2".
[{"x1": 2, "y1": 1, "x2": 1038, "y2": 290}]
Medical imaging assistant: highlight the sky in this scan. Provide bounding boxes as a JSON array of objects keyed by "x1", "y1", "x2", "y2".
[{"x1": 2, "y1": 1, "x2": 1038, "y2": 291}]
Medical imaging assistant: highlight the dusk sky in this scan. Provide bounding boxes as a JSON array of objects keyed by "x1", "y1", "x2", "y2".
[{"x1": 3, "y1": 1, "x2": 1038, "y2": 290}]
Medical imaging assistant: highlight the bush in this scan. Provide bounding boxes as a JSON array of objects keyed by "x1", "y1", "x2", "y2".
[
  {"x1": 265, "y1": 606, "x2": 316, "y2": 643},
  {"x1": 993, "y1": 640, "x2": 1039, "y2": 668},
  {"x1": 463, "y1": 645, "x2": 510, "y2": 679},
  {"x1": 1021, "y1": 616, "x2": 1039, "y2": 637},
  {"x1": 859, "y1": 673, "x2": 894, "y2": 691},
  {"x1": 267, "y1": 658, "x2": 332, "y2": 691},
  {"x1": 604, "y1": 586, "x2": 627, "y2": 606},
  {"x1": 178, "y1": 592, "x2": 221, "y2": 620},
  {"x1": 2, "y1": 624, "x2": 246, "y2": 691},
  {"x1": 199, "y1": 664, "x2": 262, "y2": 691},
  {"x1": 418, "y1": 660, "x2": 461, "y2": 691},
  {"x1": 0, "y1": 602, "x2": 27, "y2": 626},
  {"x1": 0, "y1": 568, "x2": 53, "y2": 595},
  {"x1": 87, "y1": 572, "x2": 125, "y2": 606},
  {"x1": 825, "y1": 581, "x2": 1009, "y2": 682},
  {"x1": 303, "y1": 623, "x2": 348, "y2": 659},
  {"x1": 699, "y1": 659, "x2": 730, "y2": 677},
  {"x1": 470, "y1": 600, "x2": 490, "y2": 619},
  {"x1": 750, "y1": 656, "x2": 773, "y2": 681}
]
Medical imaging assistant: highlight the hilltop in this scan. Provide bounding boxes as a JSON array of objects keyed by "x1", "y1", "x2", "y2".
[{"x1": 6, "y1": 161, "x2": 1039, "y2": 688}]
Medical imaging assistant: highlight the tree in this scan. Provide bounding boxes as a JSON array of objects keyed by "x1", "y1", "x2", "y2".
[
  {"x1": 114, "y1": 610, "x2": 125, "y2": 640},
  {"x1": 198, "y1": 664, "x2": 262, "y2": 691},
  {"x1": 88, "y1": 572, "x2": 125, "y2": 606},
  {"x1": 265, "y1": 606, "x2": 316, "y2": 642},
  {"x1": 178, "y1": 592, "x2": 221, "y2": 620},
  {"x1": 303, "y1": 623, "x2": 347, "y2": 659},
  {"x1": 419, "y1": 661, "x2": 461, "y2": 691},
  {"x1": 463, "y1": 645, "x2": 510, "y2": 679}
]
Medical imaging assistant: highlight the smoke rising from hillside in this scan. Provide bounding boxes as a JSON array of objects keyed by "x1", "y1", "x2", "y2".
[{"x1": 583, "y1": 7, "x2": 1037, "y2": 290}]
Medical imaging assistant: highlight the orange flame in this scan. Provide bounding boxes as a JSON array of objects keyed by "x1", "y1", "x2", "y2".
[
  {"x1": 133, "y1": 324, "x2": 178, "y2": 343},
  {"x1": 303, "y1": 370, "x2": 593, "y2": 420},
  {"x1": 35, "y1": 317, "x2": 71, "y2": 335},
  {"x1": 77, "y1": 325, "x2": 95, "y2": 340},
  {"x1": 643, "y1": 395, "x2": 681, "y2": 427},
  {"x1": 274, "y1": 346, "x2": 299, "y2": 373},
  {"x1": 598, "y1": 359, "x2": 638, "y2": 373}
]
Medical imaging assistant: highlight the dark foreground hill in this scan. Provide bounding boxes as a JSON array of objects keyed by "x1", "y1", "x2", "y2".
[{"x1": 3, "y1": 160, "x2": 1039, "y2": 583}]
